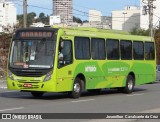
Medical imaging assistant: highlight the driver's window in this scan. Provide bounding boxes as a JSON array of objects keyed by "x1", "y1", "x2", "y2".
[{"x1": 58, "y1": 40, "x2": 72, "y2": 67}]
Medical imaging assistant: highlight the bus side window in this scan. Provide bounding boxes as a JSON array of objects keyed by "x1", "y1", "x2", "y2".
[{"x1": 58, "y1": 40, "x2": 73, "y2": 67}]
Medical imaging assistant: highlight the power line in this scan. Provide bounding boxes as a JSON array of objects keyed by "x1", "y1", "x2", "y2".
[
  {"x1": 12, "y1": 0, "x2": 160, "y2": 21},
  {"x1": 12, "y1": 0, "x2": 142, "y2": 19},
  {"x1": 73, "y1": 3, "x2": 111, "y2": 15},
  {"x1": 73, "y1": 8, "x2": 141, "y2": 19},
  {"x1": 11, "y1": 0, "x2": 160, "y2": 27}
]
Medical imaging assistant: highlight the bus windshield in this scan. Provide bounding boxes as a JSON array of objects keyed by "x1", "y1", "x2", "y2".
[{"x1": 9, "y1": 39, "x2": 56, "y2": 69}]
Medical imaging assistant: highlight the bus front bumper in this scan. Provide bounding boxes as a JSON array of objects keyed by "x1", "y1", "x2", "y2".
[{"x1": 7, "y1": 78, "x2": 57, "y2": 92}]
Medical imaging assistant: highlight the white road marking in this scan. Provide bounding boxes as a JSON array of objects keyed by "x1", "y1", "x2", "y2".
[
  {"x1": 0, "y1": 107, "x2": 24, "y2": 112},
  {"x1": 71, "y1": 99, "x2": 95, "y2": 103},
  {"x1": 126, "y1": 93, "x2": 144, "y2": 96}
]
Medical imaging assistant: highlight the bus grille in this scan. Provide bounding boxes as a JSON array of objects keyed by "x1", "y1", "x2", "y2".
[
  {"x1": 9, "y1": 67, "x2": 52, "y2": 77},
  {"x1": 14, "y1": 71, "x2": 44, "y2": 77},
  {"x1": 17, "y1": 80, "x2": 41, "y2": 83}
]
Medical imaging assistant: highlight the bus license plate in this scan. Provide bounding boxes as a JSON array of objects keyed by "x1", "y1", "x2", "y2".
[{"x1": 23, "y1": 83, "x2": 32, "y2": 88}]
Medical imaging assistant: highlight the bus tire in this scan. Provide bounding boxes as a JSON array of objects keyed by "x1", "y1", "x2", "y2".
[
  {"x1": 70, "y1": 77, "x2": 83, "y2": 99},
  {"x1": 31, "y1": 91, "x2": 44, "y2": 97},
  {"x1": 124, "y1": 75, "x2": 135, "y2": 94}
]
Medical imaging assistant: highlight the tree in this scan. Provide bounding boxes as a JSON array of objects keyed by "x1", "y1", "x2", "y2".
[
  {"x1": 17, "y1": 12, "x2": 36, "y2": 27},
  {"x1": 155, "y1": 29, "x2": 160, "y2": 64},
  {"x1": 17, "y1": 14, "x2": 23, "y2": 28},
  {"x1": 130, "y1": 27, "x2": 149, "y2": 36},
  {"x1": 39, "y1": 12, "x2": 45, "y2": 19},
  {"x1": 36, "y1": 13, "x2": 49, "y2": 25},
  {"x1": 73, "y1": 16, "x2": 82, "y2": 23},
  {"x1": 27, "y1": 12, "x2": 36, "y2": 26},
  {"x1": 83, "y1": 20, "x2": 89, "y2": 23}
]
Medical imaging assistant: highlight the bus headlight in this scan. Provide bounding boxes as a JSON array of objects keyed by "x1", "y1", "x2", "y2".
[
  {"x1": 43, "y1": 71, "x2": 53, "y2": 82},
  {"x1": 8, "y1": 70, "x2": 14, "y2": 80}
]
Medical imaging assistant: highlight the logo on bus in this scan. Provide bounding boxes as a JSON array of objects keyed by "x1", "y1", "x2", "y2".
[
  {"x1": 85, "y1": 66, "x2": 97, "y2": 72},
  {"x1": 108, "y1": 67, "x2": 128, "y2": 73}
]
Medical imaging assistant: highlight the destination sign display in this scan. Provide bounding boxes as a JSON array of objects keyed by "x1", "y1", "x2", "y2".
[{"x1": 19, "y1": 31, "x2": 53, "y2": 38}]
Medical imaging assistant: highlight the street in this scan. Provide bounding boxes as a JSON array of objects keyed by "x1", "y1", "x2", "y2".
[{"x1": 0, "y1": 81, "x2": 160, "y2": 122}]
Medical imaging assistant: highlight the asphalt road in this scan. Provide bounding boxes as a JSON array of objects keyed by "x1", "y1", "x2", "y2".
[{"x1": 0, "y1": 81, "x2": 160, "y2": 122}]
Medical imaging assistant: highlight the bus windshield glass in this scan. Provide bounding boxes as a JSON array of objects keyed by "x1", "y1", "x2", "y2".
[{"x1": 9, "y1": 39, "x2": 56, "y2": 69}]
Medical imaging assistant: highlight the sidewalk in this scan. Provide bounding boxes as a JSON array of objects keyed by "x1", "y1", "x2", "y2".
[{"x1": 0, "y1": 79, "x2": 7, "y2": 89}]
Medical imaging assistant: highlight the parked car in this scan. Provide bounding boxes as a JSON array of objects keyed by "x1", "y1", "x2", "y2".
[{"x1": 156, "y1": 65, "x2": 160, "y2": 81}]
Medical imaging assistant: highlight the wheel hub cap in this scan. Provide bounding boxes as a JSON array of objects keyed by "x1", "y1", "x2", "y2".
[
  {"x1": 128, "y1": 80, "x2": 133, "y2": 90},
  {"x1": 74, "y1": 83, "x2": 80, "y2": 93}
]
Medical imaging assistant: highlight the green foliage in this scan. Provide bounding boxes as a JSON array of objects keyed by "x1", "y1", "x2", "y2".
[
  {"x1": 36, "y1": 13, "x2": 49, "y2": 25},
  {"x1": 39, "y1": 13, "x2": 45, "y2": 19},
  {"x1": 130, "y1": 27, "x2": 149, "y2": 36},
  {"x1": 83, "y1": 20, "x2": 89, "y2": 23},
  {"x1": 17, "y1": 12, "x2": 49, "y2": 27},
  {"x1": 27, "y1": 12, "x2": 37, "y2": 27},
  {"x1": 73, "y1": 16, "x2": 82, "y2": 23}
]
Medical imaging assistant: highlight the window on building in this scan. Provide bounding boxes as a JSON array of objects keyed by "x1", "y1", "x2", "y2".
[
  {"x1": 120, "y1": 40, "x2": 132, "y2": 60},
  {"x1": 133, "y1": 41, "x2": 144, "y2": 60},
  {"x1": 74, "y1": 37, "x2": 90, "y2": 59},
  {"x1": 106, "y1": 39, "x2": 119, "y2": 60}
]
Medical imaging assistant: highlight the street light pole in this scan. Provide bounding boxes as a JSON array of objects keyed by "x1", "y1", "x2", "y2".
[{"x1": 122, "y1": 12, "x2": 127, "y2": 31}]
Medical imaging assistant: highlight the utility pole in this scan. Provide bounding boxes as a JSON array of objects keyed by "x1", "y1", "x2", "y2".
[
  {"x1": 142, "y1": 0, "x2": 156, "y2": 37},
  {"x1": 23, "y1": 0, "x2": 27, "y2": 28},
  {"x1": 148, "y1": 0, "x2": 154, "y2": 37}
]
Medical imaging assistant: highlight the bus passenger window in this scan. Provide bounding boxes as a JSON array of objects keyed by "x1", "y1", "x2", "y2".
[
  {"x1": 145, "y1": 42, "x2": 155, "y2": 60},
  {"x1": 91, "y1": 38, "x2": 105, "y2": 60},
  {"x1": 133, "y1": 41, "x2": 144, "y2": 60},
  {"x1": 74, "y1": 37, "x2": 90, "y2": 59},
  {"x1": 106, "y1": 39, "x2": 119, "y2": 60},
  {"x1": 120, "y1": 40, "x2": 132, "y2": 60}
]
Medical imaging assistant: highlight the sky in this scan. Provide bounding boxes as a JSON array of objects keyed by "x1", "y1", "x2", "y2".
[{"x1": 13, "y1": 0, "x2": 140, "y2": 20}]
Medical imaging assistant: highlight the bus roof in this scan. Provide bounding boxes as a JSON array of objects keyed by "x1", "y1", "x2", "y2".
[
  {"x1": 14, "y1": 27, "x2": 153, "y2": 42},
  {"x1": 55, "y1": 27, "x2": 153, "y2": 42},
  {"x1": 15, "y1": 27, "x2": 58, "y2": 32}
]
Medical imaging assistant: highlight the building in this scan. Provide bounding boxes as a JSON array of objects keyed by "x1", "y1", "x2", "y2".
[
  {"x1": 140, "y1": 0, "x2": 160, "y2": 30},
  {"x1": 52, "y1": 0, "x2": 73, "y2": 24},
  {"x1": 30, "y1": 22, "x2": 45, "y2": 27},
  {"x1": 112, "y1": 6, "x2": 140, "y2": 32},
  {"x1": 101, "y1": 16, "x2": 112, "y2": 29},
  {"x1": 89, "y1": 9, "x2": 102, "y2": 23},
  {"x1": 49, "y1": 15, "x2": 61, "y2": 25},
  {"x1": 0, "y1": 0, "x2": 16, "y2": 33}
]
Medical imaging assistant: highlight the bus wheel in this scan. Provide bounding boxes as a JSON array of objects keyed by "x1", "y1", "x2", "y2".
[
  {"x1": 70, "y1": 77, "x2": 83, "y2": 99},
  {"x1": 124, "y1": 75, "x2": 135, "y2": 94},
  {"x1": 31, "y1": 91, "x2": 44, "y2": 97}
]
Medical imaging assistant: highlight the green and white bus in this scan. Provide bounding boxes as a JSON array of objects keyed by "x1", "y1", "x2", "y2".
[{"x1": 7, "y1": 27, "x2": 156, "y2": 98}]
